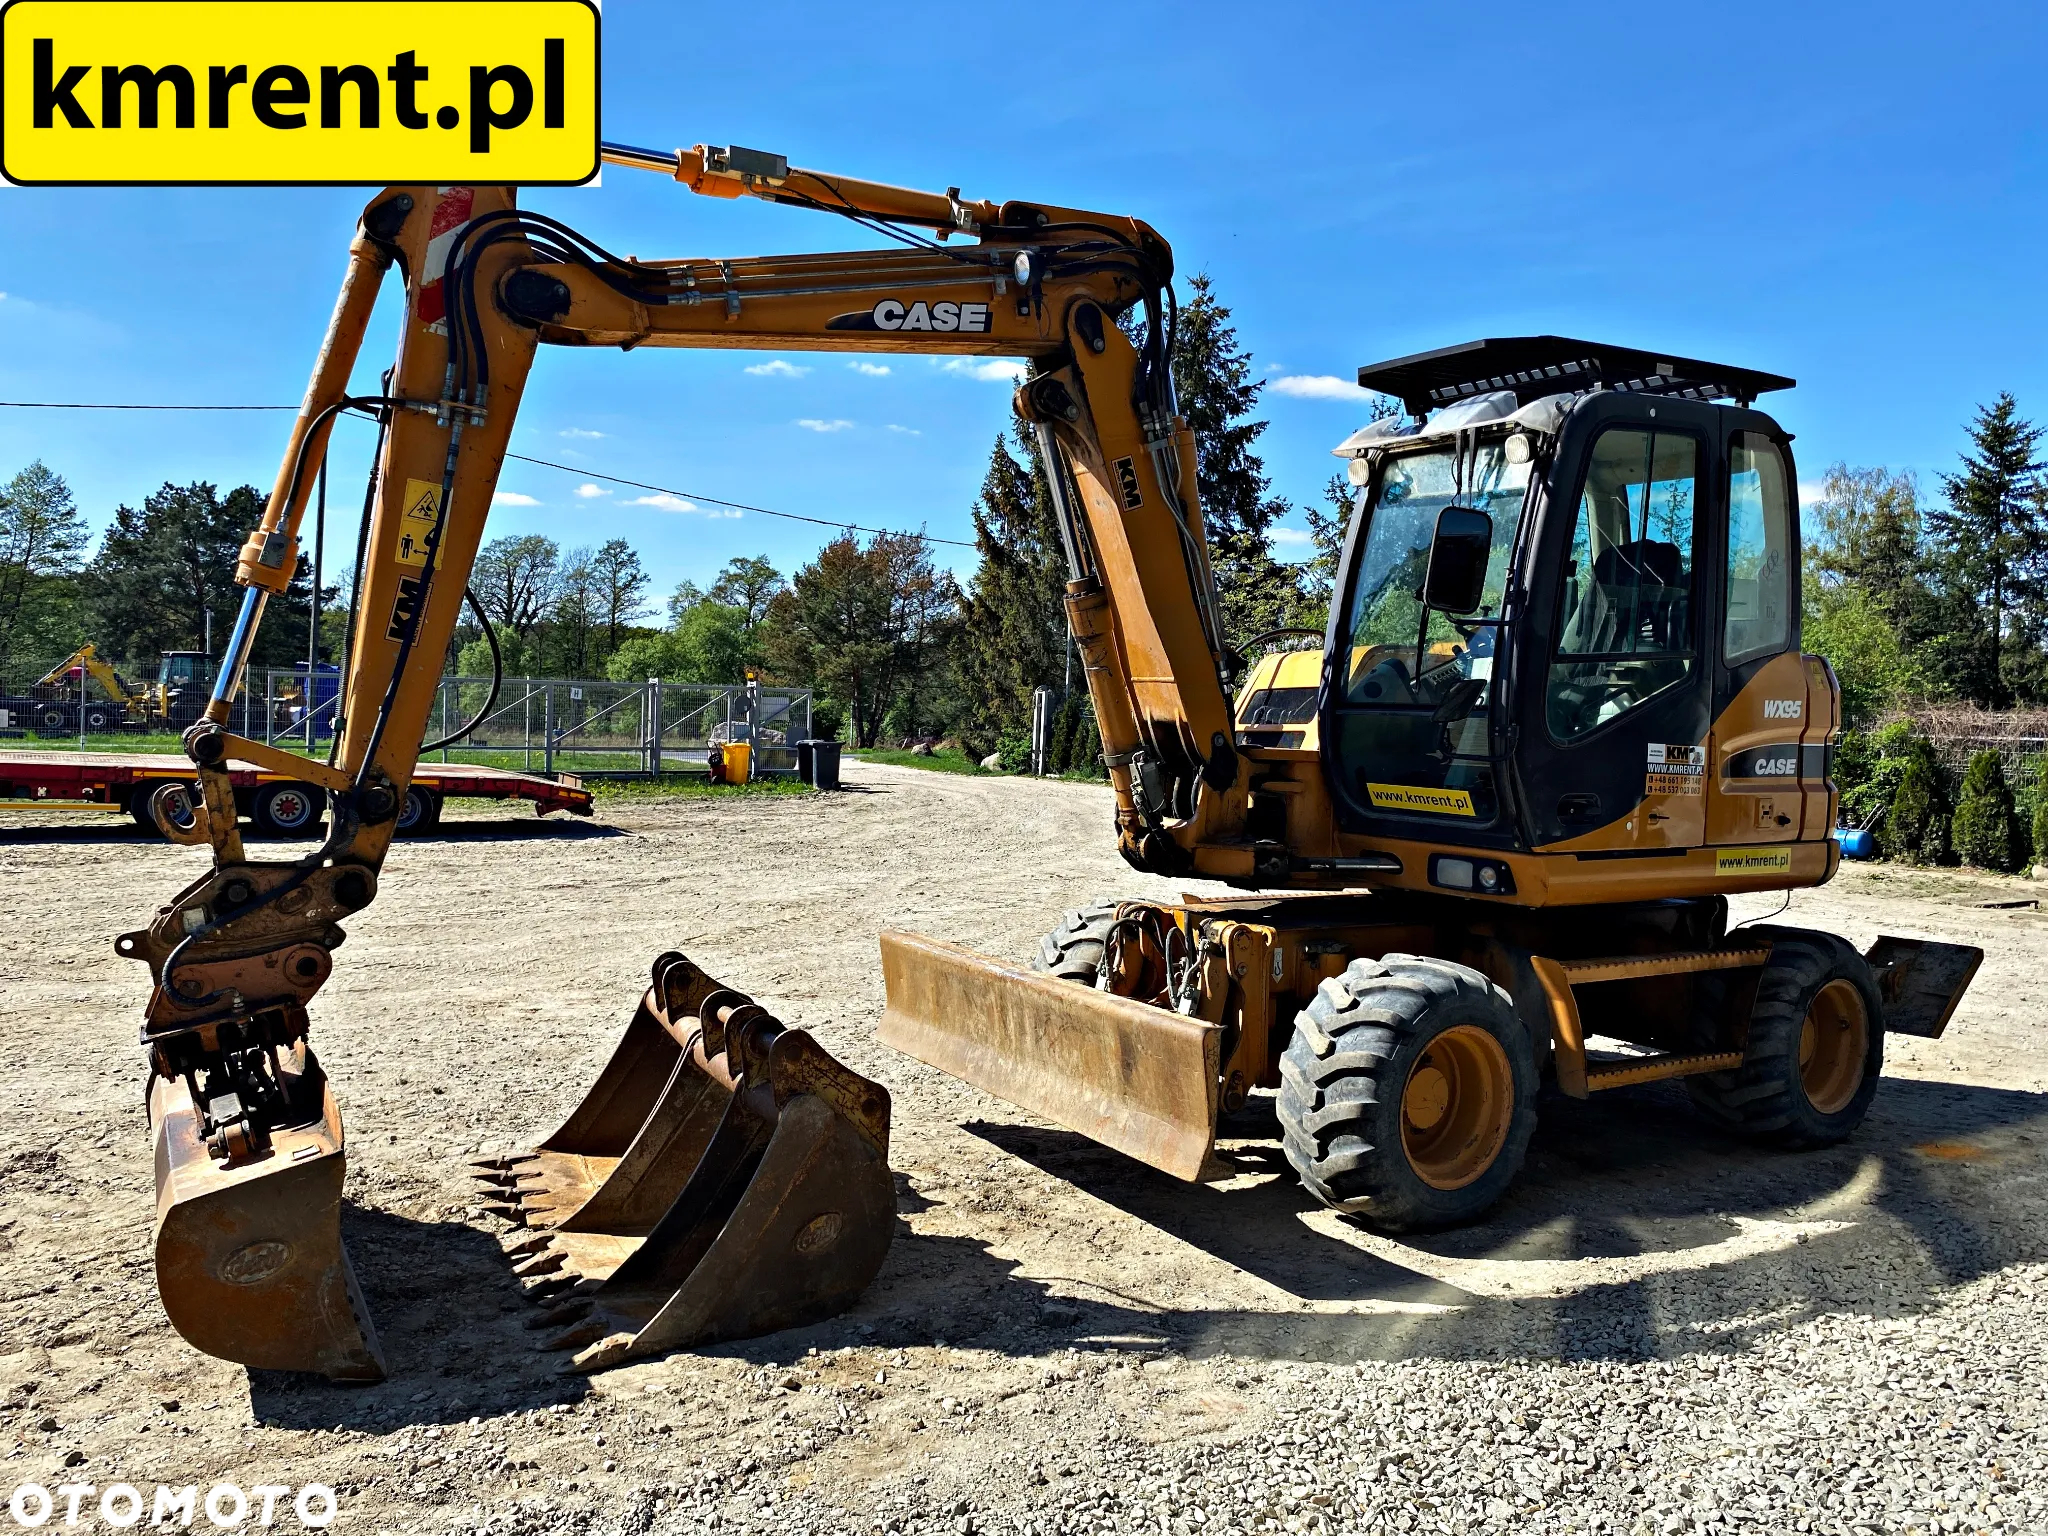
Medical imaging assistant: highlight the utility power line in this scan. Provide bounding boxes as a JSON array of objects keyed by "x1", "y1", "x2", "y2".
[{"x1": 0, "y1": 399, "x2": 973, "y2": 548}]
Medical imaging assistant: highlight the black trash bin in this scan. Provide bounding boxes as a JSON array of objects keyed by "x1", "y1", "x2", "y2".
[
  {"x1": 796, "y1": 738, "x2": 815, "y2": 785},
  {"x1": 806, "y1": 739, "x2": 842, "y2": 791}
]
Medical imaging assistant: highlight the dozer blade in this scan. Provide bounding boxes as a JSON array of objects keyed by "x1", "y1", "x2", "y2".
[
  {"x1": 876, "y1": 929, "x2": 1223, "y2": 1181},
  {"x1": 474, "y1": 952, "x2": 895, "y2": 1372},
  {"x1": 150, "y1": 1046, "x2": 385, "y2": 1381}
]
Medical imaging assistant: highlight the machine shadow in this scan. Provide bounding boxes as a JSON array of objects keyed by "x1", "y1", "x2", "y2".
[
  {"x1": 962, "y1": 1071, "x2": 2048, "y2": 1366},
  {"x1": 247, "y1": 1204, "x2": 593, "y2": 1431}
]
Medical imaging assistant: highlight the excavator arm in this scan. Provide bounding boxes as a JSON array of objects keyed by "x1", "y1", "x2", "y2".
[{"x1": 124, "y1": 149, "x2": 1250, "y2": 1379}]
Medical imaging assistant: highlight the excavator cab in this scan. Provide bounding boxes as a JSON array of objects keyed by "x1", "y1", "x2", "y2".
[{"x1": 1320, "y1": 337, "x2": 1806, "y2": 860}]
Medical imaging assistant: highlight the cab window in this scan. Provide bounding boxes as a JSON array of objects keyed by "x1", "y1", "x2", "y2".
[
  {"x1": 1548, "y1": 427, "x2": 1699, "y2": 741},
  {"x1": 1725, "y1": 431, "x2": 1794, "y2": 662}
]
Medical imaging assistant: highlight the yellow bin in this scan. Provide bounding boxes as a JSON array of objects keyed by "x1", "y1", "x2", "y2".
[{"x1": 719, "y1": 742, "x2": 752, "y2": 784}]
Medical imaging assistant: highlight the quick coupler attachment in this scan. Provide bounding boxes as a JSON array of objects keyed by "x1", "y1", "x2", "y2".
[{"x1": 470, "y1": 952, "x2": 895, "y2": 1372}]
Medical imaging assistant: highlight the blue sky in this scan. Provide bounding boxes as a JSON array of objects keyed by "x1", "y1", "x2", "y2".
[{"x1": 4, "y1": 1, "x2": 2045, "y2": 606}]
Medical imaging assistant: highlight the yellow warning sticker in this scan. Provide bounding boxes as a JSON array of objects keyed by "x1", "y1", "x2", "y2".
[
  {"x1": 392, "y1": 479, "x2": 443, "y2": 568},
  {"x1": 1716, "y1": 846, "x2": 1792, "y2": 875},
  {"x1": 1367, "y1": 783, "x2": 1476, "y2": 817}
]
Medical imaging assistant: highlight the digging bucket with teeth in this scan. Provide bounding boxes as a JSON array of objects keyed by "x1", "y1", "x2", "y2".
[{"x1": 472, "y1": 952, "x2": 895, "y2": 1371}]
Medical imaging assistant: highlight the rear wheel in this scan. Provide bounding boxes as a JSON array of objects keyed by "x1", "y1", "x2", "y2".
[
  {"x1": 396, "y1": 784, "x2": 442, "y2": 834},
  {"x1": 1279, "y1": 955, "x2": 1538, "y2": 1231},
  {"x1": 253, "y1": 780, "x2": 326, "y2": 837},
  {"x1": 1687, "y1": 929, "x2": 1883, "y2": 1147},
  {"x1": 1031, "y1": 901, "x2": 1119, "y2": 985}
]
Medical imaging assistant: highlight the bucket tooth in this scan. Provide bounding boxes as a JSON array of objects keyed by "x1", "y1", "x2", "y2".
[
  {"x1": 502, "y1": 1233, "x2": 552, "y2": 1257},
  {"x1": 150, "y1": 1047, "x2": 386, "y2": 1382},
  {"x1": 489, "y1": 952, "x2": 895, "y2": 1371}
]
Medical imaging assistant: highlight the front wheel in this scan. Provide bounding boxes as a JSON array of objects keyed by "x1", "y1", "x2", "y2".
[
  {"x1": 1279, "y1": 955, "x2": 1538, "y2": 1231},
  {"x1": 1031, "y1": 901, "x2": 1119, "y2": 985}
]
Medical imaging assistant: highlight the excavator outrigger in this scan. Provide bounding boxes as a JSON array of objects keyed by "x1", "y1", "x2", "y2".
[{"x1": 129, "y1": 138, "x2": 1988, "y2": 1382}]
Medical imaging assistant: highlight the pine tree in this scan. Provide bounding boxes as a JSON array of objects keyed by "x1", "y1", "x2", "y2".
[
  {"x1": 1928, "y1": 396, "x2": 2046, "y2": 706},
  {"x1": 1953, "y1": 750, "x2": 2025, "y2": 872},
  {"x1": 952, "y1": 431, "x2": 1068, "y2": 755},
  {"x1": 0, "y1": 461, "x2": 89, "y2": 662},
  {"x1": 1167, "y1": 273, "x2": 1304, "y2": 641}
]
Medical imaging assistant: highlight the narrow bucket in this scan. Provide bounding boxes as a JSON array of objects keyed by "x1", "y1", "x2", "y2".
[
  {"x1": 876, "y1": 929, "x2": 1223, "y2": 1181},
  {"x1": 472, "y1": 953, "x2": 894, "y2": 1371},
  {"x1": 151, "y1": 1044, "x2": 386, "y2": 1381}
]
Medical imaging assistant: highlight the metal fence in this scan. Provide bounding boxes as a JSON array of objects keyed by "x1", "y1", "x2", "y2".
[
  {"x1": 0, "y1": 655, "x2": 808, "y2": 777},
  {"x1": 1926, "y1": 735, "x2": 2048, "y2": 791}
]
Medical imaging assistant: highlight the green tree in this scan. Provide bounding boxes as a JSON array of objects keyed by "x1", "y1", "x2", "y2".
[
  {"x1": 1807, "y1": 465, "x2": 1928, "y2": 626},
  {"x1": 1166, "y1": 273, "x2": 1304, "y2": 641},
  {"x1": 606, "y1": 601, "x2": 750, "y2": 684},
  {"x1": 764, "y1": 531, "x2": 956, "y2": 747},
  {"x1": 953, "y1": 431, "x2": 1067, "y2": 754},
  {"x1": 85, "y1": 481, "x2": 314, "y2": 666},
  {"x1": 1884, "y1": 736, "x2": 1953, "y2": 865},
  {"x1": 1801, "y1": 582, "x2": 1925, "y2": 728},
  {"x1": 708, "y1": 556, "x2": 786, "y2": 633},
  {"x1": 589, "y1": 538, "x2": 650, "y2": 654},
  {"x1": 1926, "y1": 396, "x2": 2046, "y2": 705},
  {"x1": 547, "y1": 547, "x2": 600, "y2": 675},
  {"x1": 0, "y1": 462, "x2": 89, "y2": 662},
  {"x1": 471, "y1": 534, "x2": 560, "y2": 642},
  {"x1": 1952, "y1": 750, "x2": 2026, "y2": 872}
]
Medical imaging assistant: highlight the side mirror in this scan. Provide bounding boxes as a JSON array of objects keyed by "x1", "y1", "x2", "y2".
[{"x1": 1423, "y1": 506, "x2": 1492, "y2": 614}]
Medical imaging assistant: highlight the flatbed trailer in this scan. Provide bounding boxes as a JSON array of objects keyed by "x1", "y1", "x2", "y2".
[{"x1": 0, "y1": 751, "x2": 593, "y2": 837}]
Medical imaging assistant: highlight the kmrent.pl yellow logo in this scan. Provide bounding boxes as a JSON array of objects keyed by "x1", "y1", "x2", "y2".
[
  {"x1": 1, "y1": 0, "x2": 598, "y2": 185},
  {"x1": 1366, "y1": 783, "x2": 1477, "y2": 817}
]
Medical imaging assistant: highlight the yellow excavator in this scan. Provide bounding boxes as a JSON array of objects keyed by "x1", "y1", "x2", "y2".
[{"x1": 128, "y1": 142, "x2": 1983, "y2": 1382}]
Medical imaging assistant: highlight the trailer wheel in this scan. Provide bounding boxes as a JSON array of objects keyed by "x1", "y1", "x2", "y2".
[
  {"x1": 254, "y1": 780, "x2": 326, "y2": 836},
  {"x1": 396, "y1": 784, "x2": 442, "y2": 834},
  {"x1": 1279, "y1": 954, "x2": 1537, "y2": 1232},
  {"x1": 1687, "y1": 928, "x2": 1884, "y2": 1148},
  {"x1": 38, "y1": 706, "x2": 68, "y2": 732},
  {"x1": 82, "y1": 705, "x2": 115, "y2": 733},
  {"x1": 1031, "y1": 901, "x2": 1120, "y2": 985}
]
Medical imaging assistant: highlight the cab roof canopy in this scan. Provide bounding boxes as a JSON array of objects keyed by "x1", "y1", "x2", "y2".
[{"x1": 1356, "y1": 336, "x2": 1795, "y2": 419}]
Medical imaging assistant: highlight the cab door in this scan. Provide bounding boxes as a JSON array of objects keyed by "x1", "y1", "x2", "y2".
[
  {"x1": 1513, "y1": 400, "x2": 1716, "y2": 850},
  {"x1": 1706, "y1": 420, "x2": 1813, "y2": 844}
]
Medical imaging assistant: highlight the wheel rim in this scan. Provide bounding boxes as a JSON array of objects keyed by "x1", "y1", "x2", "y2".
[
  {"x1": 397, "y1": 790, "x2": 424, "y2": 829},
  {"x1": 1400, "y1": 1024, "x2": 1515, "y2": 1190},
  {"x1": 1799, "y1": 978, "x2": 1869, "y2": 1115},
  {"x1": 269, "y1": 790, "x2": 312, "y2": 829}
]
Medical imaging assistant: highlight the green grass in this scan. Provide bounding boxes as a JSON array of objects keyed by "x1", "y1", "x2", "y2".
[{"x1": 847, "y1": 747, "x2": 996, "y2": 775}]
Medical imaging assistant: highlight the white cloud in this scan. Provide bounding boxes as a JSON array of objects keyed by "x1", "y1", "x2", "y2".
[
  {"x1": 940, "y1": 358, "x2": 1028, "y2": 383},
  {"x1": 1269, "y1": 374, "x2": 1370, "y2": 401},
  {"x1": 1798, "y1": 481, "x2": 1829, "y2": 508},
  {"x1": 625, "y1": 492, "x2": 699, "y2": 512},
  {"x1": 746, "y1": 359, "x2": 811, "y2": 378},
  {"x1": 559, "y1": 427, "x2": 606, "y2": 440},
  {"x1": 796, "y1": 418, "x2": 855, "y2": 433},
  {"x1": 848, "y1": 362, "x2": 891, "y2": 376},
  {"x1": 0, "y1": 293, "x2": 8, "y2": 302},
  {"x1": 491, "y1": 491, "x2": 541, "y2": 507},
  {"x1": 886, "y1": 424, "x2": 921, "y2": 436},
  {"x1": 574, "y1": 483, "x2": 609, "y2": 499},
  {"x1": 1270, "y1": 526, "x2": 1314, "y2": 546}
]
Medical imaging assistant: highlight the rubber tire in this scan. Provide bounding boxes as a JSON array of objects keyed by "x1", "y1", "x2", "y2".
[
  {"x1": 1686, "y1": 926, "x2": 1884, "y2": 1148},
  {"x1": 1031, "y1": 901, "x2": 1120, "y2": 984},
  {"x1": 1279, "y1": 954, "x2": 1539, "y2": 1232},
  {"x1": 253, "y1": 780, "x2": 326, "y2": 836},
  {"x1": 395, "y1": 784, "x2": 442, "y2": 834}
]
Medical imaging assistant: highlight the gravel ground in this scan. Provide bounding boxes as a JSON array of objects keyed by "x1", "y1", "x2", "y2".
[{"x1": 1, "y1": 762, "x2": 2044, "y2": 1536}]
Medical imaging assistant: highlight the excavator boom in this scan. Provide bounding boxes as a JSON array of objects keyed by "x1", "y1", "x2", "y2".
[{"x1": 126, "y1": 145, "x2": 1249, "y2": 1379}]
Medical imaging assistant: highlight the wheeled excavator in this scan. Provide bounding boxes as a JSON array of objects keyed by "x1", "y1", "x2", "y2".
[{"x1": 129, "y1": 142, "x2": 1984, "y2": 1383}]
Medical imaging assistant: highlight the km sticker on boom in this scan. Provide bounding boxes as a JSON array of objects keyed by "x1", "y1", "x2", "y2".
[{"x1": 1, "y1": 0, "x2": 599, "y2": 186}]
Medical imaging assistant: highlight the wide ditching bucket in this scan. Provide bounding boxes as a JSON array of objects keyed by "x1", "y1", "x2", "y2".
[
  {"x1": 877, "y1": 929, "x2": 1223, "y2": 1182},
  {"x1": 473, "y1": 952, "x2": 894, "y2": 1372}
]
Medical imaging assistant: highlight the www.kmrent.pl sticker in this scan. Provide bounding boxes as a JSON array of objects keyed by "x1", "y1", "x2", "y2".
[{"x1": 1, "y1": 0, "x2": 599, "y2": 185}]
